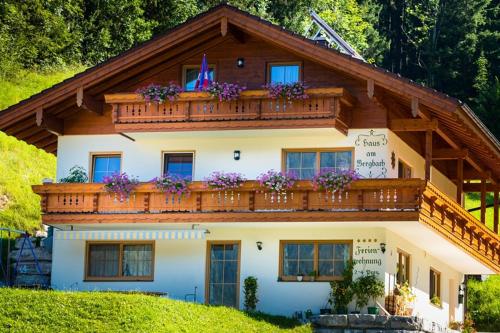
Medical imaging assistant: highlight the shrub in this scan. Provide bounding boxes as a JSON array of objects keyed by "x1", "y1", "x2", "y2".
[
  {"x1": 329, "y1": 260, "x2": 355, "y2": 314},
  {"x1": 353, "y1": 271, "x2": 384, "y2": 311},
  {"x1": 467, "y1": 275, "x2": 500, "y2": 332},
  {"x1": 59, "y1": 166, "x2": 88, "y2": 183},
  {"x1": 244, "y1": 276, "x2": 259, "y2": 311}
]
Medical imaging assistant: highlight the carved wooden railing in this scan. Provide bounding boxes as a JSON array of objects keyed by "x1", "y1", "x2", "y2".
[
  {"x1": 420, "y1": 182, "x2": 500, "y2": 271},
  {"x1": 104, "y1": 88, "x2": 354, "y2": 125},
  {"x1": 33, "y1": 179, "x2": 423, "y2": 214}
]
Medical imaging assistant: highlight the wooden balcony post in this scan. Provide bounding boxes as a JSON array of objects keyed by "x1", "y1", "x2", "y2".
[
  {"x1": 456, "y1": 157, "x2": 463, "y2": 205},
  {"x1": 425, "y1": 129, "x2": 433, "y2": 181},
  {"x1": 481, "y1": 177, "x2": 487, "y2": 224},
  {"x1": 494, "y1": 190, "x2": 499, "y2": 234}
]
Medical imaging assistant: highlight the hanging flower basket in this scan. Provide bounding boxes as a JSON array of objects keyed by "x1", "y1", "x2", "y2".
[
  {"x1": 153, "y1": 175, "x2": 191, "y2": 202},
  {"x1": 136, "y1": 82, "x2": 183, "y2": 103},
  {"x1": 257, "y1": 170, "x2": 296, "y2": 192},
  {"x1": 264, "y1": 82, "x2": 308, "y2": 101},
  {"x1": 204, "y1": 171, "x2": 246, "y2": 191},
  {"x1": 103, "y1": 173, "x2": 139, "y2": 202},
  {"x1": 312, "y1": 169, "x2": 359, "y2": 193},
  {"x1": 204, "y1": 82, "x2": 246, "y2": 102}
]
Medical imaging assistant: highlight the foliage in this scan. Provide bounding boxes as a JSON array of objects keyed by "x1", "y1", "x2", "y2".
[
  {"x1": 103, "y1": 173, "x2": 139, "y2": 202},
  {"x1": 352, "y1": 271, "x2": 384, "y2": 310},
  {"x1": 264, "y1": 82, "x2": 308, "y2": 101},
  {"x1": 243, "y1": 276, "x2": 259, "y2": 311},
  {"x1": 0, "y1": 288, "x2": 311, "y2": 332},
  {"x1": 394, "y1": 281, "x2": 416, "y2": 316},
  {"x1": 204, "y1": 82, "x2": 246, "y2": 102},
  {"x1": 430, "y1": 295, "x2": 441, "y2": 307},
  {"x1": 0, "y1": 131, "x2": 55, "y2": 232},
  {"x1": 136, "y1": 82, "x2": 183, "y2": 103},
  {"x1": 257, "y1": 170, "x2": 296, "y2": 193},
  {"x1": 467, "y1": 275, "x2": 500, "y2": 332},
  {"x1": 153, "y1": 175, "x2": 190, "y2": 197},
  {"x1": 313, "y1": 169, "x2": 359, "y2": 193},
  {"x1": 329, "y1": 260, "x2": 354, "y2": 314},
  {"x1": 60, "y1": 166, "x2": 89, "y2": 183},
  {"x1": 472, "y1": 77, "x2": 500, "y2": 140},
  {"x1": 204, "y1": 172, "x2": 246, "y2": 191}
]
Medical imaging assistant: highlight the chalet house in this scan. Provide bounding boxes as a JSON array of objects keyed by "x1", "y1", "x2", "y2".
[{"x1": 1, "y1": 5, "x2": 499, "y2": 326}]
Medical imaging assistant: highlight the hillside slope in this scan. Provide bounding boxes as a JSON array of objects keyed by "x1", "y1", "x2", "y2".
[
  {"x1": 0, "y1": 67, "x2": 84, "y2": 231},
  {"x1": 0, "y1": 288, "x2": 311, "y2": 333}
]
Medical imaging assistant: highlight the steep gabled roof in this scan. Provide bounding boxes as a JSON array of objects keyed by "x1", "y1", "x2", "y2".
[{"x1": 0, "y1": 4, "x2": 499, "y2": 180}]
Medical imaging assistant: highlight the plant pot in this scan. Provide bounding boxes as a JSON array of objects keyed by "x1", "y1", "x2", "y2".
[
  {"x1": 320, "y1": 308, "x2": 332, "y2": 315},
  {"x1": 368, "y1": 307, "x2": 379, "y2": 315},
  {"x1": 296, "y1": 275, "x2": 303, "y2": 282}
]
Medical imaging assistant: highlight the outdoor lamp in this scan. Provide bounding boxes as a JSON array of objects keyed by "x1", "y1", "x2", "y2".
[
  {"x1": 380, "y1": 242, "x2": 386, "y2": 253},
  {"x1": 234, "y1": 150, "x2": 241, "y2": 160},
  {"x1": 256, "y1": 241, "x2": 263, "y2": 250},
  {"x1": 458, "y1": 283, "x2": 465, "y2": 304},
  {"x1": 237, "y1": 58, "x2": 245, "y2": 68}
]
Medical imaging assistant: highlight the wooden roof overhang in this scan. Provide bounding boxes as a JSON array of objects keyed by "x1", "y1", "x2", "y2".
[{"x1": 0, "y1": 4, "x2": 499, "y2": 182}]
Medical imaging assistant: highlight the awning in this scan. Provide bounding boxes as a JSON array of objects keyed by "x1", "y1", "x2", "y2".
[{"x1": 54, "y1": 229, "x2": 206, "y2": 241}]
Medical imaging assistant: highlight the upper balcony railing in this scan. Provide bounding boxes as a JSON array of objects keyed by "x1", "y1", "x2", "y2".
[
  {"x1": 32, "y1": 178, "x2": 500, "y2": 271},
  {"x1": 104, "y1": 87, "x2": 354, "y2": 132}
]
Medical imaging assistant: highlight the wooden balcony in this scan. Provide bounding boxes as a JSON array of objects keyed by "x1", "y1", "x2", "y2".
[
  {"x1": 104, "y1": 88, "x2": 354, "y2": 133},
  {"x1": 32, "y1": 178, "x2": 500, "y2": 272}
]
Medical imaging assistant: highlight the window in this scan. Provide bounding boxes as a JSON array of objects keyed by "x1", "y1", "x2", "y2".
[
  {"x1": 397, "y1": 250, "x2": 411, "y2": 284},
  {"x1": 206, "y1": 241, "x2": 240, "y2": 308},
  {"x1": 183, "y1": 65, "x2": 215, "y2": 91},
  {"x1": 268, "y1": 63, "x2": 301, "y2": 84},
  {"x1": 284, "y1": 150, "x2": 353, "y2": 179},
  {"x1": 429, "y1": 268, "x2": 441, "y2": 302},
  {"x1": 163, "y1": 153, "x2": 194, "y2": 180},
  {"x1": 398, "y1": 160, "x2": 412, "y2": 179},
  {"x1": 85, "y1": 242, "x2": 154, "y2": 281},
  {"x1": 91, "y1": 154, "x2": 121, "y2": 183},
  {"x1": 279, "y1": 240, "x2": 352, "y2": 281}
]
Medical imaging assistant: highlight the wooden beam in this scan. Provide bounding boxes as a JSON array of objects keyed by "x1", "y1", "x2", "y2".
[
  {"x1": 389, "y1": 118, "x2": 438, "y2": 132},
  {"x1": 433, "y1": 148, "x2": 468, "y2": 160},
  {"x1": 220, "y1": 17, "x2": 228, "y2": 37},
  {"x1": 463, "y1": 183, "x2": 500, "y2": 192},
  {"x1": 425, "y1": 129, "x2": 433, "y2": 181},
  {"x1": 411, "y1": 97, "x2": 419, "y2": 117},
  {"x1": 457, "y1": 157, "x2": 463, "y2": 205},
  {"x1": 494, "y1": 191, "x2": 499, "y2": 234},
  {"x1": 367, "y1": 79, "x2": 374, "y2": 99},
  {"x1": 35, "y1": 108, "x2": 63, "y2": 136},
  {"x1": 76, "y1": 86, "x2": 103, "y2": 115},
  {"x1": 228, "y1": 24, "x2": 246, "y2": 43},
  {"x1": 481, "y1": 177, "x2": 487, "y2": 224}
]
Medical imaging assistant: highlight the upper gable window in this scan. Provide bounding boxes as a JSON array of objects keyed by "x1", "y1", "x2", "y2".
[
  {"x1": 182, "y1": 65, "x2": 215, "y2": 92},
  {"x1": 268, "y1": 63, "x2": 301, "y2": 84}
]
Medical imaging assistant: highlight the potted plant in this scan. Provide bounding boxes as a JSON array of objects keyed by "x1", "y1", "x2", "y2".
[
  {"x1": 312, "y1": 169, "x2": 359, "y2": 193},
  {"x1": 394, "y1": 282, "x2": 416, "y2": 316},
  {"x1": 103, "y1": 173, "x2": 139, "y2": 202},
  {"x1": 264, "y1": 82, "x2": 308, "y2": 102},
  {"x1": 204, "y1": 171, "x2": 246, "y2": 205},
  {"x1": 204, "y1": 81, "x2": 245, "y2": 102},
  {"x1": 328, "y1": 261, "x2": 354, "y2": 314},
  {"x1": 59, "y1": 165, "x2": 88, "y2": 183},
  {"x1": 257, "y1": 170, "x2": 297, "y2": 204},
  {"x1": 430, "y1": 295, "x2": 442, "y2": 307},
  {"x1": 308, "y1": 270, "x2": 317, "y2": 282},
  {"x1": 361, "y1": 271, "x2": 385, "y2": 314},
  {"x1": 153, "y1": 174, "x2": 191, "y2": 203},
  {"x1": 296, "y1": 273, "x2": 304, "y2": 282},
  {"x1": 136, "y1": 82, "x2": 182, "y2": 103}
]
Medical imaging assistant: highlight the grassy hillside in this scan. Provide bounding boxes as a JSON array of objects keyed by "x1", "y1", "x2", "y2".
[
  {"x1": 0, "y1": 288, "x2": 311, "y2": 333},
  {"x1": 465, "y1": 193, "x2": 496, "y2": 231},
  {"x1": 0, "y1": 66, "x2": 84, "y2": 232}
]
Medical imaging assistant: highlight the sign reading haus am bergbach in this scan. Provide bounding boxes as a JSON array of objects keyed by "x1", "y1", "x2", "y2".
[{"x1": 355, "y1": 130, "x2": 388, "y2": 178}]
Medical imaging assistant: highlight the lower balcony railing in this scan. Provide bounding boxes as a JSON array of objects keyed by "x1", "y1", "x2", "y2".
[
  {"x1": 32, "y1": 178, "x2": 500, "y2": 272},
  {"x1": 33, "y1": 179, "x2": 423, "y2": 214}
]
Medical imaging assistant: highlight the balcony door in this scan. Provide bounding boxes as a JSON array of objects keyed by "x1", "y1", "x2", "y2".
[{"x1": 206, "y1": 241, "x2": 240, "y2": 308}]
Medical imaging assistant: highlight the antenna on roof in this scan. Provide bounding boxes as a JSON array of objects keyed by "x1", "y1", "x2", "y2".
[{"x1": 307, "y1": 9, "x2": 365, "y2": 62}]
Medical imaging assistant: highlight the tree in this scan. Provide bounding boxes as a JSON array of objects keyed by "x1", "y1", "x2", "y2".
[{"x1": 472, "y1": 77, "x2": 500, "y2": 139}]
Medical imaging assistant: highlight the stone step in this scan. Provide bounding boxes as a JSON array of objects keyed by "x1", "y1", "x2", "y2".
[
  {"x1": 11, "y1": 261, "x2": 52, "y2": 275},
  {"x1": 10, "y1": 247, "x2": 52, "y2": 262},
  {"x1": 14, "y1": 274, "x2": 50, "y2": 287}
]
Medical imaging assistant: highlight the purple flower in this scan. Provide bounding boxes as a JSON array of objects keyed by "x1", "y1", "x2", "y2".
[
  {"x1": 154, "y1": 174, "x2": 191, "y2": 197},
  {"x1": 257, "y1": 170, "x2": 297, "y2": 192},
  {"x1": 103, "y1": 173, "x2": 139, "y2": 202},
  {"x1": 204, "y1": 82, "x2": 246, "y2": 102},
  {"x1": 204, "y1": 171, "x2": 246, "y2": 190},
  {"x1": 264, "y1": 82, "x2": 308, "y2": 101},
  {"x1": 136, "y1": 82, "x2": 183, "y2": 104},
  {"x1": 312, "y1": 169, "x2": 359, "y2": 192}
]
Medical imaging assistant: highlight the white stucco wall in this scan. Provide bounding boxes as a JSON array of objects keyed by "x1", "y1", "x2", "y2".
[{"x1": 51, "y1": 223, "x2": 464, "y2": 326}]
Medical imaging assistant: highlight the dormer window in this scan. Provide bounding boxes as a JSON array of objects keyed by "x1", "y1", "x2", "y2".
[
  {"x1": 182, "y1": 65, "x2": 215, "y2": 91},
  {"x1": 268, "y1": 63, "x2": 301, "y2": 84}
]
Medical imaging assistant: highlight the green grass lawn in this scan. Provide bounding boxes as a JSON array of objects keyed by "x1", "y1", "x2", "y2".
[
  {"x1": 465, "y1": 193, "x2": 496, "y2": 231},
  {"x1": 0, "y1": 288, "x2": 311, "y2": 333}
]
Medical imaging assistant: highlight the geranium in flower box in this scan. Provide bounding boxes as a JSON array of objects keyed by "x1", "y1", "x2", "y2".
[
  {"x1": 103, "y1": 173, "x2": 139, "y2": 202},
  {"x1": 264, "y1": 82, "x2": 308, "y2": 101},
  {"x1": 256, "y1": 170, "x2": 297, "y2": 204},
  {"x1": 153, "y1": 174, "x2": 191, "y2": 204},
  {"x1": 312, "y1": 169, "x2": 359, "y2": 193},
  {"x1": 204, "y1": 82, "x2": 246, "y2": 102}
]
